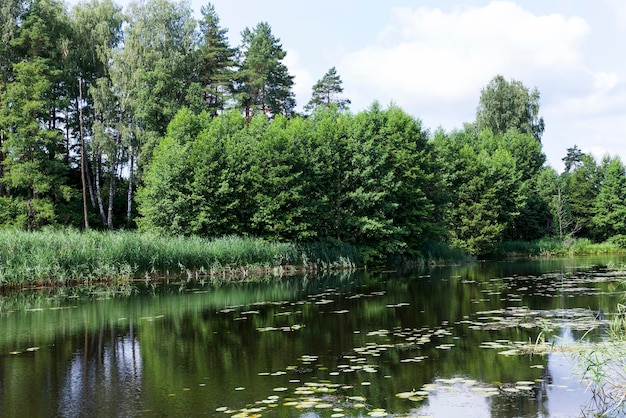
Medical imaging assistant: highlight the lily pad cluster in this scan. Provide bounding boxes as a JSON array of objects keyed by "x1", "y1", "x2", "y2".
[{"x1": 461, "y1": 306, "x2": 608, "y2": 332}]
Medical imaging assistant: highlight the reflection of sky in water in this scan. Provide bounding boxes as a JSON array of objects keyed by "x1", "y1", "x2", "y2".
[
  {"x1": 412, "y1": 387, "x2": 493, "y2": 418},
  {"x1": 59, "y1": 334, "x2": 142, "y2": 417},
  {"x1": 557, "y1": 326, "x2": 575, "y2": 345},
  {"x1": 407, "y1": 350, "x2": 590, "y2": 418},
  {"x1": 542, "y1": 352, "x2": 590, "y2": 418}
]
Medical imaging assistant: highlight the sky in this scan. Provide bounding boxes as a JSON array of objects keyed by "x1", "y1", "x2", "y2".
[{"x1": 72, "y1": 0, "x2": 626, "y2": 170}]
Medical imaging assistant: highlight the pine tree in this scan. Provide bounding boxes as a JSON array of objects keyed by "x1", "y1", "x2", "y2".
[
  {"x1": 197, "y1": 3, "x2": 236, "y2": 116},
  {"x1": 304, "y1": 67, "x2": 350, "y2": 112},
  {"x1": 235, "y1": 22, "x2": 295, "y2": 123}
]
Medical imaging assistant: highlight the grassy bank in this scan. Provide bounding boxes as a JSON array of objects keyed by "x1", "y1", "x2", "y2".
[
  {"x1": 0, "y1": 229, "x2": 362, "y2": 287},
  {"x1": 497, "y1": 237, "x2": 626, "y2": 258}
]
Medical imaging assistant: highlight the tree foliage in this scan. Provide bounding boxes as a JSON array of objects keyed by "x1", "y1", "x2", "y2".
[
  {"x1": 0, "y1": 0, "x2": 70, "y2": 228},
  {"x1": 564, "y1": 154, "x2": 600, "y2": 239},
  {"x1": 434, "y1": 128, "x2": 527, "y2": 255},
  {"x1": 196, "y1": 3, "x2": 237, "y2": 116},
  {"x1": 592, "y1": 156, "x2": 626, "y2": 240},
  {"x1": 476, "y1": 75, "x2": 545, "y2": 142},
  {"x1": 2, "y1": 0, "x2": 626, "y2": 261},
  {"x1": 137, "y1": 104, "x2": 437, "y2": 262},
  {"x1": 236, "y1": 22, "x2": 295, "y2": 123}
]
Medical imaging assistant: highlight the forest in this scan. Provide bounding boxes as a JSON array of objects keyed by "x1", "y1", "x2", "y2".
[{"x1": 1, "y1": 0, "x2": 626, "y2": 262}]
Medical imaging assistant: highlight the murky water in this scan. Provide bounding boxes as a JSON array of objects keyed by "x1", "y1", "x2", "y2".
[{"x1": 1, "y1": 256, "x2": 625, "y2": 417}]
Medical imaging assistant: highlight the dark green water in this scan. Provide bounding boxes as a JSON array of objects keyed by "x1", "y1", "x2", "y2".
[{"x1": 1, "y1": 256, "x2": 625, "y2": 417}]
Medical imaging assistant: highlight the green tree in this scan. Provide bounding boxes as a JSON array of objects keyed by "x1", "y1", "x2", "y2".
[
  {"x1": 476, "y1": 75, "x2": 545, "y2": 142},
  {"x1": 196, "y1": 3, "x2": 236, "y2": 117},
  {"x1": 0, "y1": 0, "x2": 70, "y2": 228},
  {"x1": 564, "y1": 153, "x2": 600, "y2": 239},
  {"x1": 498, "y1": 129, "x2": 547, "y2": 240},
  {"x1": 246, "y1": 115, "x2": 313, "y2": 240},
  {"x1": 120, "y1": 0, "x2": 198, "y2": 136},
  {"x1": 135, "y1": 133, "x2": 194, "y2": 235},
  {"x1": 1, "y1": 60, "x2": 66, "y2": 196},
  {"x1": 562, "y1": 145, "x2": 584, "y2": 173},
  {"x1": 235, "y1": 22, "x2": 295, "y2": 123},
  {"x1": 304, "y1": 67, "x2": 350, "y2": 112},
  {"x1": 592, "y1": 156, "x2": 626, "y2": 240},
  {"x1": 534, "y1": 166, "x2": 561, "y2": 237},
  {"x1": 71, "y1": 0, "x2": 124, "y2": 228},
  {"x1": 188, "y1": 110, "x2": 249, "y2": 237},
  {"x1": 306, "y1": 105, "x2": 352, "y2": 241},
  {"x1": 0, "y1": 0, "x2": 29, "y2": 198},
  {"x1": 109, "y1": 0, "x2": 199, "y2": 227},
  {"x1": 355, "y1": 103, "x2": 437, "y2": 256},
  {"x1": 339, "y1": 104, "x2": 402, "y2": 261},
  {"x1": 434, "y1": 128, "x2": 523, "y2": 255}
]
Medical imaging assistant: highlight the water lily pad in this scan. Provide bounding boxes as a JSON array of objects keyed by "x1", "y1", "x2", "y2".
[{"x1": 502, "y1": 387, "x2": 520, "y2": 393}]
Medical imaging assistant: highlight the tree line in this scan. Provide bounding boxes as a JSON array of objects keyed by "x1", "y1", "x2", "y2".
[
  {"x1": 1, "y1": 0, "x2": 625, "y2": 260},
  {"x1": 0, "y1": 0, "x2": 301, "y2": 230}
]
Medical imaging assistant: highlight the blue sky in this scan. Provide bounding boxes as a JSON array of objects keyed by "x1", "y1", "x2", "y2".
[{"x1": 71, "y1": 0, "x2": 626, "y2": 170}]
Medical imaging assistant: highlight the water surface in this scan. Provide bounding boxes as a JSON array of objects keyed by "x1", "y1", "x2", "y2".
[{"x1": 1, "y1": 256, "x2": 624, "y2": 417}]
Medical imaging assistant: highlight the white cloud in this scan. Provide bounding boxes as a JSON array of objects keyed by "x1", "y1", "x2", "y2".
[
  {"x1": 341, "y1": 1, "x2": 589, "y2": 109},
  {"x1": 337, "y1": 1, "x2": 626, "y2": 168},
  {"x1": 606, "y1": 0, "x2": 626, "y2": 29},
  {"x1": 283, "y1": 48, "x2": 313, "y2": 110},
  {"x1": 592, "y1": 71, "x2": 620, "y2": 91}
]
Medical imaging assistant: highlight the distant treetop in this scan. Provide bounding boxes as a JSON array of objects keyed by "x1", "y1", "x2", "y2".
[
  {"x1": 305, "y1": 66, "x2": 351, "y2": 112},
  {"x1": 476, "y1": 74, "x2": 545, "y2": 142}
]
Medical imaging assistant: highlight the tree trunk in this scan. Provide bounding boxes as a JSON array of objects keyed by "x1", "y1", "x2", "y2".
[
  {"x1": 0, "y1": 132, "x2": 5, "y2": 197},
  {"x1": 64, "y1": 105, "x2": 70, "y2": 165},
  {"x1": 85, "y1": 155, "x2": 96, "y2": 208},
  {"x1": 126, "y1": 145, "x2": 134, "y2": 225},
  {"x1": 106, "y1": 133, "x2": 121, "y2": 229},
  {"x1": 107, "y1": 172, "x2": 116, "y2": 229},
  {"x1": 95, "y1": 149, "x2": 107, "y2": 225},
  {"x1": 78, "y1": 78, "x2": 90, "y2": 229}
]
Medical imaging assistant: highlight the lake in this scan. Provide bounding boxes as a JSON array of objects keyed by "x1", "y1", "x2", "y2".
[{"x1": 1, "y1": 256, "x2": 625, "y2": 417}]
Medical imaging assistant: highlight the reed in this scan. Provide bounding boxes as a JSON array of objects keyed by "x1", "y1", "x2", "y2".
[
  {"x1": 497, "y1": 237, "x2": 626, "y2": 258},
  {"x1": 576, "y1": 315, "x2": 626, "y2": 416},
  {"x1": 0, "y1": 229, "x2": 362, "y2": 287}
]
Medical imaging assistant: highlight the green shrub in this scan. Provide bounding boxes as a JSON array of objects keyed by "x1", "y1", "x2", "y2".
[{"x1": 609, "y1": 234, "x2": 626, "y2": 250}]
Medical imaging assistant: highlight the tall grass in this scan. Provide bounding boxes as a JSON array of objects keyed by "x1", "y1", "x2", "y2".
[
  {"x1": 0, "y1": 229, "x2": 362, "y2": 287},
  {"x1": 576, "y1": 302, "x2": 626, "y2": 417},
  {"x1": 497, "y1": 237, "x2": 626, "y2": 258}
]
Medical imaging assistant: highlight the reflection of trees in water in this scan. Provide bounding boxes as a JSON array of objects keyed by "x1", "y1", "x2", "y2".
[{"x1": 58, "y1": 322, "x2": 142, "y2": 417}]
